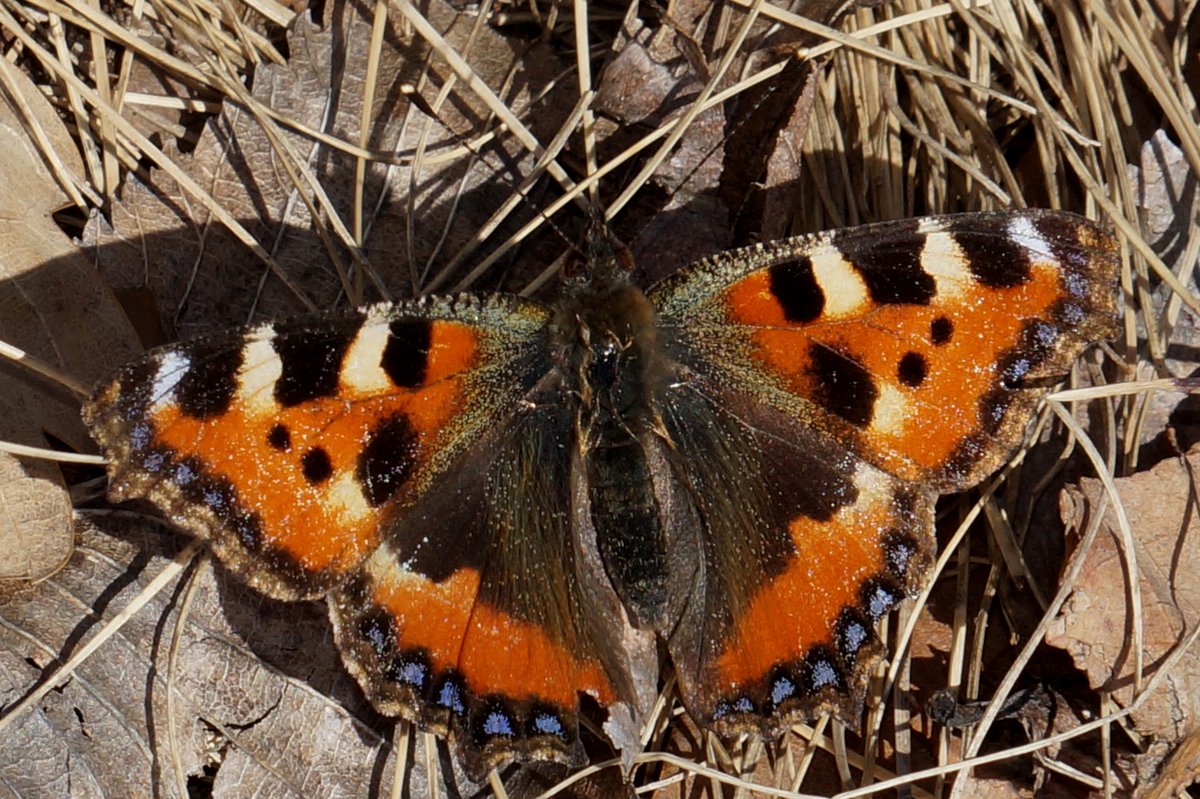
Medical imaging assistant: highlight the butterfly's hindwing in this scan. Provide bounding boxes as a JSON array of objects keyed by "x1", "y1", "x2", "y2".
[
  {"x1": 655, "y1": 373, "x2": 934, "y2": 729},
  {"x1": 330, "y1": 402, "x2": 642, "y2": 774}
]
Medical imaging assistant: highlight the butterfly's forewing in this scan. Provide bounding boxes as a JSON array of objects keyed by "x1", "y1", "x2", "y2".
[
  {"x1": 86, "y1": 298, "x2": 548, "y2": 600},
  {"x1": 652, "y1": 210, "x2": 1119, "y2": 493},
  {"x1": 648, "y1": 209, "x2": 1118, "y2": 727}
]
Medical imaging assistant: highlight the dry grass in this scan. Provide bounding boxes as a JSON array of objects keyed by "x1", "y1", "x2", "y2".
[{"x1": 0, "y1": 0, "x2": 1196, "y2": 796}]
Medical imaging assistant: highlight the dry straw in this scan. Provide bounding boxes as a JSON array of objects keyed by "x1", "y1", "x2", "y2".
[{"x1": 0, "y1": 0, "x2": 1194, "y2": 796}]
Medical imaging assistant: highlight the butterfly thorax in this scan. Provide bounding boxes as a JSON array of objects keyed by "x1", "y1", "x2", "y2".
[{"x1": 550, "y1": 272, "x2": 673, "y2": 626}]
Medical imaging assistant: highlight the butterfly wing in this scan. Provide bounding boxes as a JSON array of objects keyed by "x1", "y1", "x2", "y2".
[
  {"x1": 85, "y1": 295, "x2": 652, "y2": 775},
  {"x1": 86, "y1": 297, "x2": 550, "y2": 600},
  {"x1": 650, "y1": 210, "x2": 1119, "y2": 492},
  {"x1": 652, "y1": 375, "x2": 933, "y2": 729},
  {"x1": 330, "y1": 395, "x2": 656, "y2": 776},
  {"x1": 647, "y1": 209, "x2": 1118, "y2": 727}
]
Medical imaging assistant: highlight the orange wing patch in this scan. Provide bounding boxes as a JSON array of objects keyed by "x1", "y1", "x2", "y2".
[
  {"x1": 715, "y1": 468, "x2": 899, "y2": 689},
  {"x1": 368, "y1": 566, "x2": 613, "y2": 707},
  {"x1": 84, "y1": 302, "x2": 542, "y2": 600},
  {"x1": 330, "y1": 546, "x2": 615, "y2": 774}
]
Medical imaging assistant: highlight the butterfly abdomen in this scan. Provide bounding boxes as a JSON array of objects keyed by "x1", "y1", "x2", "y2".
[{"x1": 552, "y1": 280, "x2": 676, "y2": 626}]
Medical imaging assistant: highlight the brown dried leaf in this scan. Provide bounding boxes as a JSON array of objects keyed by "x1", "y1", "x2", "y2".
[
  {"x1": 0, "y1": 517, "x2": 471, "y2": 798},
  {"x1": 0, "y1": 452, "x2": 70, "y2": 582},
  {"x1": 956, "y1": 775, "x2": 1031, "y2": 799},
  {"x1": 0, "y1": 60, "x2": 140, "y2": 583},
  {"x1": 1048, "y1": 445, "x2": 1200, "y2": 787},
  {"x1": 0, "y1": 65, "x2": 140, "y2": 443},
  {"x1": 1129, "y1": 130, "x2": 1200, "y2": 460},
  {"x1": 1140, "y1": 726, "x2": 1200, "y2": 799}
]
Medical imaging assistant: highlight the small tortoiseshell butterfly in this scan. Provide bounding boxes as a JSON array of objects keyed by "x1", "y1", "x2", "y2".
[{"x1": 83, "y1": 209, "x2": 1119, "y2": 778}]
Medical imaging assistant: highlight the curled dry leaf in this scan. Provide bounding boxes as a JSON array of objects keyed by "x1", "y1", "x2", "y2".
[
  {"x1": 0, "y1": 58, "x2": 140, "y2": 583},
  {"x1": 1048, "y1": 445, "x2": 1200, "y2": 789}
]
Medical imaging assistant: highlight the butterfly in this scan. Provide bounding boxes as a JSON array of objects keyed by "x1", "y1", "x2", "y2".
[{"x1": 83, "y1": 209, "x2": 1118, "y2": 778}]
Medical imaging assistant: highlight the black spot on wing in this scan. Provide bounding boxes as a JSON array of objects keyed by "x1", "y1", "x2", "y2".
[
  {"x1": 931, "y1": 316, "x2": 954, "y2": 345},
  {"x1": 998, "y1": 319, "x2": 1061, "y2": 390},
  {"x1": 527, "y1": 705, "x2": 570, "y2": 742},
  {"x1": 382, "y1": 318, "x2": 433, "y2": 388},
  {"x1": 174, "y1": 341, "x2": 244, "y2": 419},
  {"x1": 882, "y1": 530, "x2": 920, "y2": 580},
  {"x1": 767, "y1": 669, "x2": 797, "y2": 710},
  {"x1": 358, "y1": 414, "x2": 421, "y2": 506},
  {"x1": 768, "y1": 257, "x2": 824, "y2": 322},
  {"x1": 806, "y1": 344, "x2": 878, "y2": 427},
  {"x1": 712, "y1": 696, "x2": 757, "y2": 720},
  {"x1": 437, "y1": 673, "x2": 467, "y2": 715},
  {"x1": 108, "y1": 360, "x2": 158, "y2": 419},
  {"x1": 898, "y1": 351, "x2": 928, "y2": 388},
  {"x1": 833, "y1": 219, "x2": 935, "y2": 305},
  {"x1": 860, "y1": 575, "x2": 904, "y2": 622},
  {"x1": 273, "y1": 316, "x2": 362, "y2": 406},
  {"x1": 301, "y1": 447, "x2": 333, "y2": 484},
  {"x1": 954, "y1": 222, "x2": 1031, "y2": 288},
  {"x1": 267, "y1": 423, "x2": 291, "y2": 451}
]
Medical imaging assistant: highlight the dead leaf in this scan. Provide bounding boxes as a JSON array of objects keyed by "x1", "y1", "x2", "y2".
[
  {"x1": 0, "y1": 515, "x2": 477, "y2": 798},
  {"x1": 1048, "y1": 445, "x2": 1200, "y2": 790},
  {"x1": 1127, "y1": 130, "x2": 1200, "y2": 461},
  {"x1": 0, "y1": 55, "x2": 141, "y2": 583},
  {"x1": 1139, "y1": 725, "x2": 1200, "y2": 799},
  {"x1": 0, "y1": 452, "x2": 71, "y2": 582}
]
